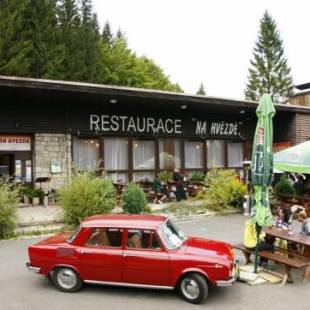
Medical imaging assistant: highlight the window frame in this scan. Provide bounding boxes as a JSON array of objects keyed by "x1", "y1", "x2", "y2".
[
  {"x1": 124, "y1": 228, "x2": 165, "y2": 252},
  {"x1": 84, "y1": 227, "x2": 124, "y2": 249}
]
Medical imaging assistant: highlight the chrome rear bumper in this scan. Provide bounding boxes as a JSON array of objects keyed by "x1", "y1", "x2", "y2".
[{"x1": 26, "y1": 262, "x2": 41, "y2": 274}]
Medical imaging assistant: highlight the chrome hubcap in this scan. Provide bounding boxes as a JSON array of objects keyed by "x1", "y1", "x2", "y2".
[
  {"x1": 57, "y1": 268, "x2": 77, "y2": 289},
  {"x1": 181, "y1": 278, "x2": 200, "y2": 300}
]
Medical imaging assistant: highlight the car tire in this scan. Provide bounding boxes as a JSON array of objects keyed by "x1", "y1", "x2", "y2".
[
  {"x1": 178, "y1": 273, "x2": 208, "y2": 304},
  {"x1": 51, "y1": 267, "x2": 82, "y2": 293}
]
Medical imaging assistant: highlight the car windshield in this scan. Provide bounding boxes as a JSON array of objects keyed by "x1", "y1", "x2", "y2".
[
  {"x1": 159, "y1": 220, "x2": 186, "y2": 249},
  {"x1": 67, "y1": 225, "x2": 81, "y2": 243}
]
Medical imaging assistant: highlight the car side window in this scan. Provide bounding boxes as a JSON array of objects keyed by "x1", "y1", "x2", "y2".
[
  {"x1": 86, "y1": 228, "x2": 122, "y2": 247},
  {"x1": 127, "y1": 229, "x2": 161, "y2": 250}
]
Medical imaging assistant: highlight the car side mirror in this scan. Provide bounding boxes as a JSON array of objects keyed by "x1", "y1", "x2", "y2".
[{"x1": 178, "y1": 231, "x2": 186, "y2": 240}]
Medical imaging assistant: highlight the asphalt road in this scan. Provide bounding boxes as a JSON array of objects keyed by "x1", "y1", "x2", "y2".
[{"x1": 0, "y1": 214, "x2": 309, "y2": 310}]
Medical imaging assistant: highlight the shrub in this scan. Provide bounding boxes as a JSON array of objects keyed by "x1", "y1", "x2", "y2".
[
  {"x1": 122, "y1": 183, "x2": 148, "y2": 214},
  {"x1": 159, "y1": 171, "x2": 173, "y2": 183},
  {"x1": 0, "y1": 181, "x2": 19, "y2": 239},
  {"x1": 274, "y1": 176, "x2": 295, "y2": 197},
  {"x1": 33, "y1": 188, "x2": 45, "y2": 201},
  {"x1": 190, "y1": 172, "x2": 204, "y2": 182},
  {"x1": 59, "y1": 173, "x2": 116, "y2": 227},
  {"x1": 205, "y1": 168, "x2": 247, "y2": 209}
]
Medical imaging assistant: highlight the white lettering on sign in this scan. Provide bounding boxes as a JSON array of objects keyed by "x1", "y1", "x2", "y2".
[
  {"x1": 195, "y1": 121, "x2": 207, "y2": 135},
  {"x1": 195, "y1": 121, "x2": 239, "y2": 136},
  {"x1": 210, "y1": 122, "x2": 239, "y2": 136},
  {"x1": 90, "y1": 114, "x2": 184, "y2": 135},
  {"x1": 0, "y1": 135, "x2": 31, "y2": 151}
]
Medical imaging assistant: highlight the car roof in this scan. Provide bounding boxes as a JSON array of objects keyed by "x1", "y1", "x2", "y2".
[{"x1": 81, "y1": 214, "x2": 168, "y2": 230}]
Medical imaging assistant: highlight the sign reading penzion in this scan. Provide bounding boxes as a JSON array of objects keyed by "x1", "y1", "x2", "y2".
[{"x1": 90, "y1": 114, "x2": 182, "y2": 134}]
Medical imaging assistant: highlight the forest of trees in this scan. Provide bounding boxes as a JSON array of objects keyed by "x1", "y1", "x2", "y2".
[{"x1": 0, "y1": 0, "x2": 182, "y2": 92}]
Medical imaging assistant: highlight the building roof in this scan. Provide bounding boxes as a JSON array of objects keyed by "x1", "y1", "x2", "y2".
[
  {"x1": 295, "y1": 83, "x2": 310, "y2": 91},
  {"x1": 82, "y1": 214, "x2": 168, "y2": 230},
  {"x1": 1, "y1": 75, "x2": 310, "y2": 114}
]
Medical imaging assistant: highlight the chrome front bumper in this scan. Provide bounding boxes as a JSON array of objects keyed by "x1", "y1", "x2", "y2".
[
  {"x1": 215, "y1": 276, "x2": 238, "y2": 287},
  {"x1": 26, "y1": 262, "x2": 41, "y2": 274},
  {"x1": 215, "y1": 260, "x2": 239, "y2": 287}
]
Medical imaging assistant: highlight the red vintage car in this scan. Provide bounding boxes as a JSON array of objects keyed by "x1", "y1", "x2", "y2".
[{"x1": 27, "y1": 214, "x2": 238, "y2": 304}]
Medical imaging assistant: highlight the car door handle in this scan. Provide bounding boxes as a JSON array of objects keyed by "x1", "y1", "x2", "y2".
[
  {"x1": 79, "y1": 249, "x2": 91, "y2": 255},
  {"x1": 123, "y1": 253, "x2": 136, "y2": 258}
]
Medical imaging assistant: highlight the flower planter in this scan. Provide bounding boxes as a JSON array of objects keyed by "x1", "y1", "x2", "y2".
[
  {"x1": 32, "y1": 197, "x2": 40, "y2": 206},
  {"x1": 23, "y1": 195, "x2": 30, "y2": 205}
]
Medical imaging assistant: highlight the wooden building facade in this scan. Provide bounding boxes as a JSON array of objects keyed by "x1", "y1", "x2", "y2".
[{"x1": 1, "y1": 76, "x2": 310, "y2": 188}]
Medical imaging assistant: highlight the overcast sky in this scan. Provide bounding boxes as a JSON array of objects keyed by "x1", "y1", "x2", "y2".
[{"x1": 92, "y1": 0, "x2": 310, "y2": 100}]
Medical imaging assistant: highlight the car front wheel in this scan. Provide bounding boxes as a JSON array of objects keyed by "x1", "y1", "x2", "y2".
[
  {"x1": 178, "y1": 273, "x2": 208, "y2": 304},
  {"x1": 51, "y1": 267, "x2": 82, "y2": 293}
]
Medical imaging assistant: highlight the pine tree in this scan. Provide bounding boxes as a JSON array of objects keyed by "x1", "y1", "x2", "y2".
[
  {"x1": 29, "y1": 0, "x2": 64, "y2": 79},
  {"x1": 0, "y1": 0, "x2": 63, "y2": 78},
  {"x1": 101, "y1": 22, "x2": 113, "y2": 46},
  {"x1": 78, "y1": 0, "x2": 102, "y2": 82},
  {"x1": 0, "y1": 0, "x2": 33, "y2": 76},
  {"x1": 196, "y1": 83, "x2": 206, "y2": 95},
  {"x1": 57, "y1": 0, "x2": 83, "y2": 81},
  {"x1": 245, "y1": 11, "x2": 293, "y2": 103}
]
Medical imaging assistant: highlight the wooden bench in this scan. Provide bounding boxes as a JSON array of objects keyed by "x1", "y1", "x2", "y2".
[{"x1": 233, "y1": 243, "x2": 309, "y2": 285}]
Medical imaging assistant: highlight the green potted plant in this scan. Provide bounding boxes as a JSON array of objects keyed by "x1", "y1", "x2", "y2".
[
  {"x1": 159, "y1": 171, "x2": 173, "y2": 184},
  {"x1": 20, "y1": 186, "x2": 33, "y2": 205},
  {"x1": 190, "y1": 172, "x2": 205, "y2": 183},
  {"x1": 274, "y1": 176, "x2": 295, "y2": 201},
  {"x1": 32, "y1": 188, "x2": 45, "y2": 206}
]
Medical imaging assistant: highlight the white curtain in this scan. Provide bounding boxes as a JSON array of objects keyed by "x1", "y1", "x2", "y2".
[
  {"x1": 207, "y1": 140, "x2": 225, "y2": 168},
  {"x1": 133, "y1": 172, "x2": 155, "y2": 182},
  {"x1": 73, "y1": 137, "x2": 99, "y2": 171},
  {"x1": 159, "y1": 139, "x2": 181, "y2": 169},
  {"x1": 107, "y1": 172, "x2": 128, "y2": 183},
  {"x1": 104, "y1": 138, "x2": 128, "y2": 170},
  {"x1": 228, "y1": 142, "x2": 243, "y2": 167},
  {"x1": 185, "y1": 141, "x2": 203, "y2": 169},
  {"x1": 133, "y1": 140, "x2": 155, "y2": 169}
]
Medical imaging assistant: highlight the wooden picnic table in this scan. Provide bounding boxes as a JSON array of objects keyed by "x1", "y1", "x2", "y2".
[
  {"x1": 263, "y1": 227, "x2": 310, "y2": 249},
  {"x1": 263, "y1": 226, "x2": 310, "y2": 282}
]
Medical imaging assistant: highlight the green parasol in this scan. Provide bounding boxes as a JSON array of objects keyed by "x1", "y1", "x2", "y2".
[
  {"x1": 274, "y1": 141, "x2": 310, "y2": 174},
  {"x1": 251, "y1": 94, "x2": 276, "y2": 273}
]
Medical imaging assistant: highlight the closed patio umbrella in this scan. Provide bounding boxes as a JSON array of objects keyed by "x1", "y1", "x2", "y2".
[{"x1": 251, "y1": 94, "x2": 276, "y2": 273}]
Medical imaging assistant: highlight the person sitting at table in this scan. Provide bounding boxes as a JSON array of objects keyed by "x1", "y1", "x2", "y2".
[
  {"x1": 244, "y1": 220, "x2": 275, "y2": 266},
  {"x1": 272, "y1": 206, "x2": 292, "y2": 231},
  {"x1": 153, "y1": 173, "x2": 166, "y2": 204},
  {"x1": 298, "y1": 208, "x2": 310, "y2": 235}
]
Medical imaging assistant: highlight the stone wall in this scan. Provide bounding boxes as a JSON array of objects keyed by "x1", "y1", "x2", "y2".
[{"x1": 33, "y1": 133, "x2": 71, "y2": 189}]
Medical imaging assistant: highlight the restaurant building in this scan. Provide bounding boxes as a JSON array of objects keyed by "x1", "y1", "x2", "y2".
[{"x1": 1, "y1": 75, "x2": 310, "y2": 189}]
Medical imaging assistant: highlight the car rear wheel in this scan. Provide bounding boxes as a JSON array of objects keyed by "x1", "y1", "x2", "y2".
[
  {"x1": 178, "y1": 273, "x2": 208, "y2": 304},
  {"x1": 51, "y1": 267, "x2": 82, "y2": 293}
]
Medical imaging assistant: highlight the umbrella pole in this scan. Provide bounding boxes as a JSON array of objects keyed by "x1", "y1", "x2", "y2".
[{"x1": 254, "y1": 224, "x2": 262, "y2": 273}]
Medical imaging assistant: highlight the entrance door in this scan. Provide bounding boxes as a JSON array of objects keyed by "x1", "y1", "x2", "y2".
[{"x1": 0, "y1": 154, "x2": 14, "y2": 178}]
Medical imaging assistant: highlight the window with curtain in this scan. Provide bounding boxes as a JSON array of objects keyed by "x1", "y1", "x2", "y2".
[
  {"x1": 107, "y1": 172, "x2": 128, "y2": 184},
  {"x1": 185, "y1": 141, "x2": 203, "y2": 169},
  {"x1": 207, "y1": 140, "x2": 225, "y2": 168},
  {"x1": 72, "y1": 137, "x2": 99, "y2": 171},
  {"x1": 159, "y1": 139, "x2": 181, "y2": 170},
  {"x1": 104, "y1": 138, "x2": 128, "y2": 170},
  {"x1": 133, "y1": 171, "x2": 155, "y2": 182},
  {"x1": 227, "y1": 142, "x2": 243, "y2": 167},
  {"x1": 133, "y1": 140, "x2": 155, "y2": 170}
]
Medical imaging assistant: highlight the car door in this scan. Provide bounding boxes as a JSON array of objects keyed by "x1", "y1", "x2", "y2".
[
  {"x1": 79, "y1": 227, "x2": 123, "y2": 282},
  {"x1": 122, "y1": 229, "x2": 171, "y2": 286}
]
